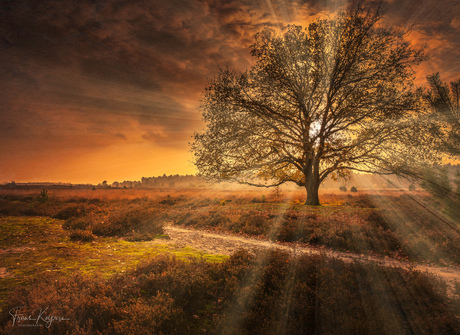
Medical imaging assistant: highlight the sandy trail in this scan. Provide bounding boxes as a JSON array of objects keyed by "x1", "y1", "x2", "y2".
[{"x1": 164, "y1": 225, "x2": 460, "y2": 290}]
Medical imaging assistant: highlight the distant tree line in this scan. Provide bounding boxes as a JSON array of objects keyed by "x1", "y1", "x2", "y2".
[{"x1": 108, "y1": 174, "x2": 205, "y2": 189}]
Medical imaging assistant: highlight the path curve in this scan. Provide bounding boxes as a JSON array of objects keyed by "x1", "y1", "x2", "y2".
[{"x1": 164, "y1": 225, "x2": 460, "y2": 290}]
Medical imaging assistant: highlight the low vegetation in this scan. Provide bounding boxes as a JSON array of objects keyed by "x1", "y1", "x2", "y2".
[
  {"x1": 0, "y1": 214, "x2": 224, "y2": 310},
  {"x1": 0, "y1": 188, "x2": 459, "y2": 334},
  {"x1": 173, "y1": 193, "x2": 460, "y2": 265},
  {"x1": 0, "y1": 194, "x2": 165, "y2": 241},
  {"x1": 1, "y1": 249, "x2": 459, "y2": 334},
  {"x1": 0, "y1": 189, "x2": 459, "y2": 265}
]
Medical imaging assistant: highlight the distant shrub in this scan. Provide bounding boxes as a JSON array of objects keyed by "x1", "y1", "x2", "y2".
[
  {"x1": 409, "y1": 183, "x2": 416, "y2": 191},
  {"x1": 69, "y1": 229, "x2": 96, "y2": 242},
  {"x1": 159, "y1": 195, "x2": 176, "y2": 205},
  {"x1": 339, "y1": 186, "x2": 347, "y2": 192},
  {"x1": 350, "y1": 186, "x2": 358, "y2": 192},
  {"x1": 87, "y1": 198, "x2": 102, "y2": 205},
  {"x1": 36, "y1": 189, "x2": 49, "y2": 203},
  {"x1": 269, "y1": 186, "x2": 284, "y2": 202},
  {"x1": 251, "y1": 196, "x2": 267, "y2": 203}
]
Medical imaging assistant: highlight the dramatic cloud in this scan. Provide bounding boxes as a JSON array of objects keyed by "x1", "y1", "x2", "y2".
[{"x1": 0, "y1": 0, "x2": 459, "y2": 183}]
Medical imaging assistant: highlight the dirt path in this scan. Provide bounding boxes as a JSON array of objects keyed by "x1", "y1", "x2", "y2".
[{"x1": 164, "y1": 225, "x2": 460, "y2": 291}]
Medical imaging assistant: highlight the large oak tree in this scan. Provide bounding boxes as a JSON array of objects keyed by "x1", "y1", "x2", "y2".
[{"x1": 192, "y1": 7, "x2": 428, "y2": 205}]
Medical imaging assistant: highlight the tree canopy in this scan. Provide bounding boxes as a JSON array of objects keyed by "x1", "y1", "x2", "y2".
[{"x1": 191, "y1": 6, "x2": 429, "y2": 205}]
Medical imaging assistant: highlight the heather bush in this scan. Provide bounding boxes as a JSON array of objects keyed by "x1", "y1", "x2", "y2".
[
  {"x1": 0, "y1": 198, "x2": 27, "y2": 216},
  {"x1": 159, "y1": 195, "x2": 176, "y2": 205},
  {"x1": 59, "y1": 201, "x2": 165, "y2": 240},
  {"x1": 174, "y1": 210, "x2": 230, "y2": 228},
  {"x1": 229, "y1": 211, "x2": 268, "y2": 235},
  {"x1": 63, "y1": 216, "x2": 93, "y2": 231},
  {"x1": 274, "y1": 216, "x2": 308, "y2": 242},
  {"x1": 0, "y1": 197, "x2": 57, "y2": 217},
  {"x1": 69, "y1": 229, "x2": 96, "y2": 242},
  {"x1": 54, "y1": 203, "x2": 97, "y2": 220},
  {"x1": 91, "y1": 206, "x2": 164, "y2": 237}
]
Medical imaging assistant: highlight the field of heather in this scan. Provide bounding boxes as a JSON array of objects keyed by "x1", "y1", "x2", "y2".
[{"x1": 0, "y1": 187, "x2": 459, "y2": 334}]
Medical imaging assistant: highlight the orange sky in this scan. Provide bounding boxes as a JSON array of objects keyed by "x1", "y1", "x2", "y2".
[{"x1": 1, "y1": 0, "x2": 460, "y2": 184}]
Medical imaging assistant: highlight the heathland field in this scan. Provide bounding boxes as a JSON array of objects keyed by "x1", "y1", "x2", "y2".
[{"x1": 0, "y1": 187, "x2": 459, "y2": 334}]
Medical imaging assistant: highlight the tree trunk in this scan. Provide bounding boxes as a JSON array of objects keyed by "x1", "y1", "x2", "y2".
[{"x1": 305, "y1": 175, "x2": 320, "y2": 206}]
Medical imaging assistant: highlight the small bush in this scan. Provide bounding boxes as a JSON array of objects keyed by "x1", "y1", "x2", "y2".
[
  {"x1": 0, "y1": 197, "x2": 56, "y2": 217},
  {"x1": 174, "y1": 210, "x2": 230, "y2": 228},
  {"x1": 91, "y1": 207, "x2": 163, "y2": 237},
  {"x1": 63, "y1": 216, "x2": 92, "y2": 231},
  {"x1": 230, "y1": 211, "x2": 268, "y2": 235},
  {"x1": 275, "y1": 220, "x2": 307, "y2": 242},
  {"x1": 350, "y1": 186, "x2": 358, "y2": 192},
  {"x1": 125, "y1": 230, "x2": 159, "y2": 242},
  {"x1": 69, "y1": 229, "x2": 96, "y2": 242},
  {"x1": 159, "y1": 195, "x2": 176, "y2": 205},
  {"x1": 269, "y1": 186, "x2": 284, "y2": 202},
  {"x1": 36, "y1": 189, "x2": 49, "y2": 203},
  {"x1": 54, "y1": 203, "x2": 96, "y2": 220},
  {"x1": 339, "y1": 186, "x2": 347, "y2": 192}
]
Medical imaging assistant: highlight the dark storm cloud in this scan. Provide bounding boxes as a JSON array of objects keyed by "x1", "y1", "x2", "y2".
[
  {"x1": 0, "y1": 0, "x2": 273, "y2": 159},
  {"x1": 374, "y1": 0, "x2": 460, "y2": 82}
]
